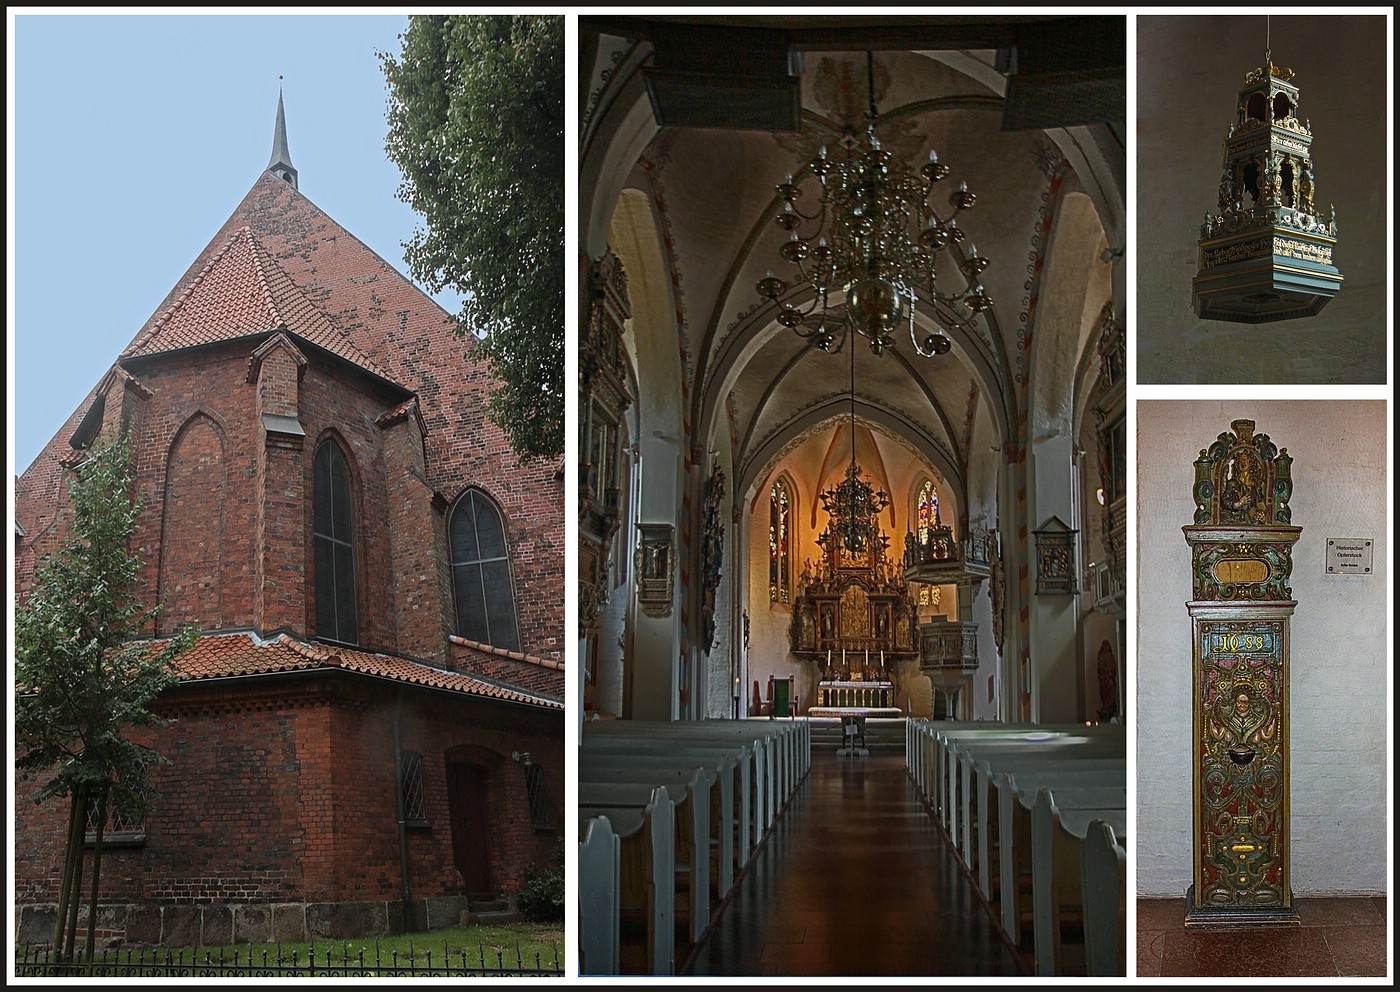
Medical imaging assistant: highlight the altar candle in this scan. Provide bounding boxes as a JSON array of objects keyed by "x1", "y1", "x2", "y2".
[
  {"x1": 865, "y1": 648, "x2": 869, "y2": 667},
  {"x1": 880, "y1": 650, "x2": 884, "y2": 667},
  {"x1": 842, "y1": 648, "x2": 846, "y2": 667}
]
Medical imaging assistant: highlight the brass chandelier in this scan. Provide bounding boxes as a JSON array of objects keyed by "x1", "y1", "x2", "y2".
[
  {"x1": 816, "y1": 343, "x2": 890, "y2": 556},
  {"x1": 756, "y1": 52, "x2": 993, "y2": 358}
]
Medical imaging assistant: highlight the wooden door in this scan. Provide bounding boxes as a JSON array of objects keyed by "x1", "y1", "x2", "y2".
[{"x1": 445, "y1": 762, "x2": 494, "y2": 899}]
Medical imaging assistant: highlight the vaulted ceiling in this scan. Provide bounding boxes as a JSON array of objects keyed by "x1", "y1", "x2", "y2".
[{"x1": 581, "y1": 16, "x2": 1125, "y2": 511}]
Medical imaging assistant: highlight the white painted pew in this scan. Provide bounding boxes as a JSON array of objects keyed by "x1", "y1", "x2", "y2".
[
  {"x1": 1031, "y1": 790, "x2": 1128, "y2": 977},
  {"x1": 585, "y1": 718, "x2": 809, "y2": 824},
  {"x1": 581, "y1": 742, "x2": 756, "y2": 864},
  {"x1": 995, "y1": 764, "x2": 1125, "y2": 942},
  {"x1": 580, "y1": 769, "x2": 712, "y2": 945},
  {"x1": 577, "y1": 788, "x2": 675, "y2": 976},
  {"x1": 1081, "y1": 819, "x2": 1127, "y2": 977},
  {"x1": 990, "y1": 767, "x2": 1126, "y2": 929},
  {"x1": 578, "y1": 815, "x2": 621, "y2": 975},
  {"x1": 951, "y1": 734, "x2": 1125, "y2": 864}
]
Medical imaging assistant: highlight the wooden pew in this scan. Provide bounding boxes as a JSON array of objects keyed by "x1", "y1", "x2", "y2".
[
  {"x1": 578, "y1": 752, "x2": 739, "y2": 894},
  {"x1": 580, "y1": 769, "x2": 712, "y2": 945},
  {"x1": 578, "y1": 815, "x2": 621, "y2": 975},
  {"x1": 1031, "y1": 790, "x2": 1128, "y2": 977},
  {"x1": 950, "y1": 732, "x2": 1125, "y2": 868},
  {"x1": 996, "y1": 764, "x2": 1126, "y2": 944},
  {"x1": 577, "y1": 788, "x2": 675, "y2": 975},
  {"x1": 581, "y1": 741, "x2": 754, "y2": 866},
  {"x1": 585, "y1": 718, "x2": 810, "y2": 825},
  {"x1": 1081, "y1": 819, "x2": 1127, "y2": 977}
]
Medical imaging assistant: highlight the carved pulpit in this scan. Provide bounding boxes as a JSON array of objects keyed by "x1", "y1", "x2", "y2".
[{"x1": 1183, "y1": 419, "x2": 1300, "y2": 927}]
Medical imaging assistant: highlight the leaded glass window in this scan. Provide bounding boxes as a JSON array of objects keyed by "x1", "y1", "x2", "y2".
[
  {"x1": 450, "y1": 489, "x2": 521, "y2": 652},
  {"x1": 314, "y1": 440, "x2": 358, "y2": 644},
  {"x1": 917, "y1": 480, "x2": 942, "y2": 609},
  {"x1": 769, "y1": 479, "x2": 791, "y2": 603},
  {"x1": 400, "y1": 751, "x2": 427, "y2": 825}
]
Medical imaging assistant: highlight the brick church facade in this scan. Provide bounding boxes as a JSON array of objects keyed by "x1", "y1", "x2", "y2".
[{"x1": 13, "y1": 97, "x2": 565, "y2": 944}]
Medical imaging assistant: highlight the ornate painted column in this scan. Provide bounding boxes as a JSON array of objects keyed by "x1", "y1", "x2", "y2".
[{"x1": 1183, "y1": 419, "x2": 1300, "y2": 927}]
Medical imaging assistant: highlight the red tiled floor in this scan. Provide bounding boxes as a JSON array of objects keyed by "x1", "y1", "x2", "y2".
[
  {"x1": 1320, "y1": 925, "x2": 1388, "y2": 977},
  {"x1": 1136, "y1": 896, "x2": 1388, "y2": 978},
  {"x1": 1159, "y1": 926, "x2": 1338, "y2": 977},
  {"x1": 1137, "y1": 929, "x2": 1165, "y2": 977},
  {"x1": 1298, "y1": 897, "x2": 1385, "y2": 927}
]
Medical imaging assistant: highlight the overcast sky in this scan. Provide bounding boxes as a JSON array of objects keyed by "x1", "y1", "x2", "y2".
[{"x1": 7, "y1": 10, "x2": 470, "y2": 476}]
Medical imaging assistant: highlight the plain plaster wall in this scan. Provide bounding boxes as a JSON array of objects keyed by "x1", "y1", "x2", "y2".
[
  {"x1": 1136, "y1": 400, "x2": 1388, "y2": 898},
  {"x1": 1136, "y1": 15, "x2": 1387, "y2": 385}
]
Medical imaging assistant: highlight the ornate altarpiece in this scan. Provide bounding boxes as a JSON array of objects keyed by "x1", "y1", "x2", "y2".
[
  {"x1": 1183, "y1": 419, "x2": 1300, "y2": 927},
  {"x1": 788, "y1": 516, "x2": 918, "y2": 681}
]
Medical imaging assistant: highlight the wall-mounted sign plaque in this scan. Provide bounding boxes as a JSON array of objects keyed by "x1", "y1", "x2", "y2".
[{"x1": 1325, "y1": 538, "x2": 1373, "y2": 575}]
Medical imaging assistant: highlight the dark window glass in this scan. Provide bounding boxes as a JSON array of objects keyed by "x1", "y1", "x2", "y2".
[
  {"x1": 400, "y1": 751, "x2": 427, "y2": 823},
  {"x1": 313, "y1": 441, "x2": 358, "y2": 644},
  {"x1": 450, "y1": 490, "x2": 520, "y2": 652}
]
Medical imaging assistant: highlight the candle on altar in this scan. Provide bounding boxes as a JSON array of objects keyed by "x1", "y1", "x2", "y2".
[
  {"x1": 865, "y1": 648, "x2": 869, "y2": 668},
  {"x1": 842, "y1": 648, "x2": 846, "y2": 667},
  {"x1": 880, "y1": 650, "x2": 884, "y2": 668}
]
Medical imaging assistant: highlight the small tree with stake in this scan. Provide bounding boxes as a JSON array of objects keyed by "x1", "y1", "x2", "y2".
[{"x1": 15, "y1": 430, "x2": 197, "y2": 963}]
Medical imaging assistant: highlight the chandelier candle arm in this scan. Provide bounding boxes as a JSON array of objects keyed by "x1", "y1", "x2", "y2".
[{"x1": 753, "y1": 51, "x2": 994, "y2": 358}]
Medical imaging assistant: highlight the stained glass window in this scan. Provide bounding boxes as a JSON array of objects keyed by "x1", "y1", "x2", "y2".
[
  {"x1": 916, "y1": 480, "x2": 942, "y2": 609},
  {"x1": 769, "y1": 479, "x2": 791, "y2": 603}
]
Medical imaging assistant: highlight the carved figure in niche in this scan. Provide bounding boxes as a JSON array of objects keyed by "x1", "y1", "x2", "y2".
[
  {"x1": 1298, "y1": 162, "x2": 1315, "y2": 215},
  {"x1": 1208, "y1": 682, "x2": 1275, "y2": 758},
  {"x1": 820, "y1": 608, "x2": 834, "y2": 639},
  {"x1": 801, "y1": 610, "x2": 815, "y2": 647},
  {"x1": 1220, "y1": 448, "x2": 1265, "y2": 524},
  {"x1": 1096, "y1": 639, "x2": 1119, "y2": 721}
]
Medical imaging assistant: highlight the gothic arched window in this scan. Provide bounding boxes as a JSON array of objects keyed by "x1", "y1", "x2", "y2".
[
  {"x1": 450, "y1": 489, "x2": 521, "y2": 652},
  {"x1": 313, "y1": 439, "x2": 358, "y2": 644},
  {"x1": 916, "y1": 479, "x2": 940, "y2": 541},
  {"x1": 915, "y1": 479, "x2": 942, "y2": 610},
  {"x1": 769, "y1": 479, "x2": 792, "y2": 604}
]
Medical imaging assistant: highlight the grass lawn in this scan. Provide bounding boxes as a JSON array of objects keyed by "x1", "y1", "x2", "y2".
[{"x1": 19, "y1": 922, "x2": 565, "y2": 977}]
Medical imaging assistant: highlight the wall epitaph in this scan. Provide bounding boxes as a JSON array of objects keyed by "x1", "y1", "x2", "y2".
[{"x1": 1182, "y1": 419, "x2": 1301, "y2": 927}]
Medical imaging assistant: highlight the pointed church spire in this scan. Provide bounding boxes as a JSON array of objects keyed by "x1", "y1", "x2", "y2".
[{"x1": 267, "y1": 80, "x2": 298, "y2": 189}]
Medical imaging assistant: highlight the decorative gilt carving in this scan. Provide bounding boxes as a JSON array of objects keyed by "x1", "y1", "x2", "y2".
[
  {"x1": 1192, "y1": 419, "x2": 1293, "y2": 527},
  {"x1": 1194, "y1": 56, "x2": 1342, "y2": 322},
  {"x1": 1183, "y1": 418, "x2": 1301, "y2": 927},
  {"x1": 700, "y1": 463, "x2": 725, "y2": 650}
]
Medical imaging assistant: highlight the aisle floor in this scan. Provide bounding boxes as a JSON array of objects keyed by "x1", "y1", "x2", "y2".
[{"x1": 682, "y1": 749, "x2": 1023, "y2": 977}]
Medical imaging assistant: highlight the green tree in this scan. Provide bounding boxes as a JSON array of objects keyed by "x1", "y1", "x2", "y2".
[
  {"x1": 381, "y1": 15, "x2": 564, "y2": 462},
  {"x1": 15, "y1": 432, "x2": 197, "y2": 962}
]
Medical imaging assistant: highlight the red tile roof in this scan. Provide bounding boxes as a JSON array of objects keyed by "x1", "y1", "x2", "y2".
[
  {"x1": 448, "y1": 636, "x2": 566, "y2": 699},
  {"x1": 171, "y1": 632, "x2": 561, "y2": 709},
  {"x1": 122, "y1": 227, "x2": 394, "y2": 383}
]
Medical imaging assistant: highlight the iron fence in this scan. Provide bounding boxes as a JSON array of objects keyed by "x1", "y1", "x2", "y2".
[{"x1": 16, "y1": 939, "x2": 564, "y2": 978}]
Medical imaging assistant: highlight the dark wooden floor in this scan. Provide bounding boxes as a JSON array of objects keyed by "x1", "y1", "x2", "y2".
[
  {"x1": 1137, "y1": 896, "x2": 1388, "y2": 977},
  {"x1": 682, "y1": 749, "x2": 1023, "y2": 977}
]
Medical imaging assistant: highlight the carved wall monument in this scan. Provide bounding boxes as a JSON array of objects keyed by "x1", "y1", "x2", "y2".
[{"x1": 1183, "y1": 419, "x2": 1300, "y2": 927}]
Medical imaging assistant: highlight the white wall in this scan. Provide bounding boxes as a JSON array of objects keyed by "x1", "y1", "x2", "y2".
[{"x1": 1136, "y1": 400, "x2": 1388, "y2": 897}]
